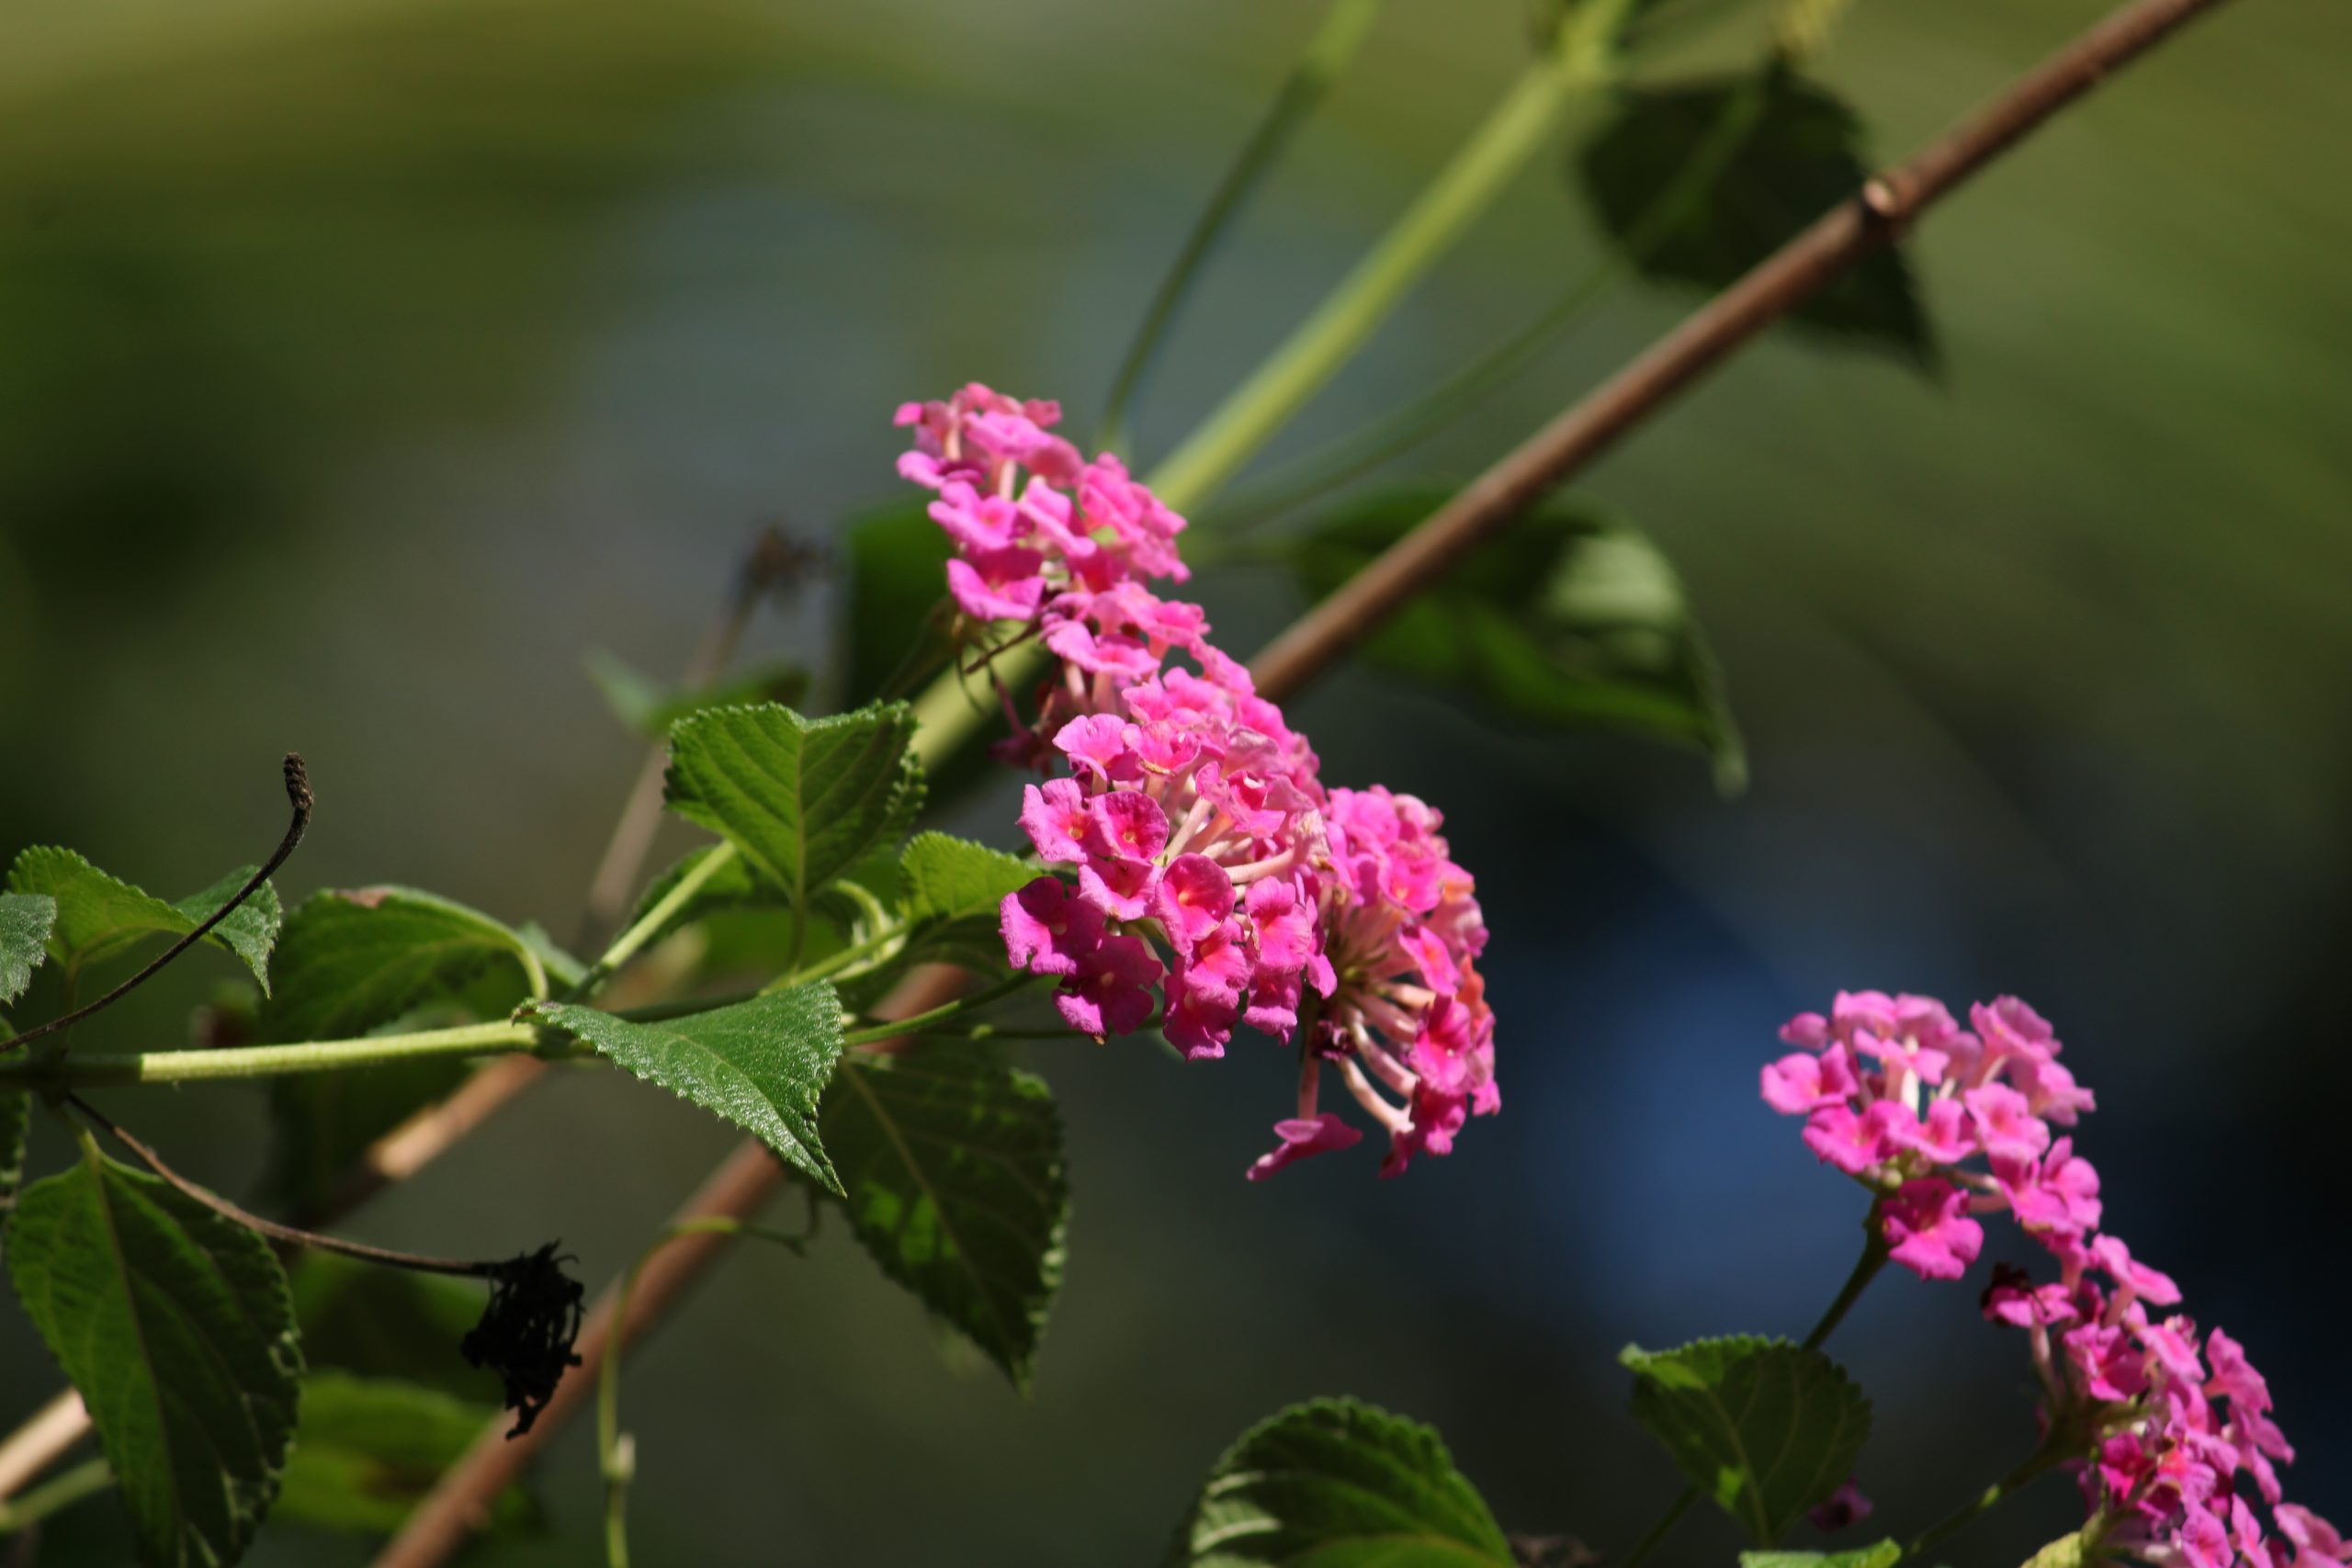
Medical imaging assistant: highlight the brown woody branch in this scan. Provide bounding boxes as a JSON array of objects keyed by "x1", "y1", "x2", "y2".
[{"x1": 372, "y1": 0, "x2": 2239, "y2": 1560}]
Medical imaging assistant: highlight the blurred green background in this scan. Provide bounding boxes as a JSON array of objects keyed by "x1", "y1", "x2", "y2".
[{"x1": 3, "y1": 0, "x2": 2346, "y2": 1562}]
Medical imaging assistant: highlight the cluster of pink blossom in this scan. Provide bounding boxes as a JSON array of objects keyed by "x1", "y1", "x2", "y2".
[
  {"x1": 894, "y1": 385, "x2": 1497, "y2": 1179},
  {"x1": 1764, "y1": 991, "x2": 2339, "y2": 1567}
]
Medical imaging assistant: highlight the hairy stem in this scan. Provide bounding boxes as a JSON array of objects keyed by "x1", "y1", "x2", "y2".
[
  {"x1": 1097, "y1": 0, "x2": 1388, "y2": 453},
  {"x1": 599, "y1": 1213, "x2": 813, "y2": 1568},
  {"x1": 1146, "y1": 0, "x2": 1638, "y2": 512},
  {"x1": 1902, "y1": 1438, "x2": 2075, "y2": 1563},
  {"x1": 0, "y1": 1021, "x2": 545, "y2": 1089},
  {"x1": 573, "y1": 841, "x2": 742, "y2": 998},
  {"x1": 840, "y1": 970, "x2": 1040, "y2": 1048}
]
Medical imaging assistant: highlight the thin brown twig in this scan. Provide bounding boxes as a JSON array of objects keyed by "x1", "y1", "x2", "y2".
[
  {"x1": 69, "y1": 1094, "x2": 499, "y2": 1278},
  {"x1": 2, "y1": 755, "x2": 312, "y2": 1054},
  {"x1": 374, "y1": 3, "x2": 2237, "y2": 1557}
]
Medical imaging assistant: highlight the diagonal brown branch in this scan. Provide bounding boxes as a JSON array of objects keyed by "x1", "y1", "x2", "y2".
[{"x1": 370, "y1": 0, "x2": 2240, "y2": 1560}]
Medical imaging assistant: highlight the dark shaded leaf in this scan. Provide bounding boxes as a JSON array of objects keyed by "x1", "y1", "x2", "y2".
[
  {"x1": 838, "y1": 502, "x2": 956, "y2": 707},
  {"x1": 277, "y1": 1371, "x2": 533, "y2": 1537},
  {"x1": 1292, "y1": 489, "x2": 1744, "y2": 791},
  {"x1": 1164, "y1": 1396, "x2": 1514, "y2": 1567},
  {"x1": 1580, "y1": 70, "x2": 1937, "y2": 367},
  {"x1": 819, "y1": 1046, "x2": 1067, "y2": 1389},
  {"x1": 534, "y1": 984, "x2": 845, "y2": 1191},
  {"x1": 8, "y1": 1146, "x2": 302, "y2": 1568},
  {"x1": 1622, "y1": 1337, "x2": 1871, "y2": 1545},
  {"x1": 7, "y1": 847, "x2": 281, "y2": 991}
]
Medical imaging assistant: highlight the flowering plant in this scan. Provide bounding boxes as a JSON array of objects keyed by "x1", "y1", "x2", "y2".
[{"x1": 0, "y1": 0, "x2": 2285, "y2": 1564}]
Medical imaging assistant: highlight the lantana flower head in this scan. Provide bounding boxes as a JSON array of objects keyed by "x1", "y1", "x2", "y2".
[
  {"x1": 1762, "y1": 990, "x2": 2337, "y2": 1568},
  {"x1": 897, "y1": 386, "x2": 1499, "y2": 1179}
]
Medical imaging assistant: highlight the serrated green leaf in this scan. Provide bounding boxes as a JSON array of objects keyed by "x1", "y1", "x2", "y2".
[
  {"x1": 1621, "y1": 1337, "x2": 1871, "y2": 1545},
  {"x1": 1739, "y1": 1543, "x2": 1901, "y2": 1568},
  {"x1": 262, "y1": 885, "x2": 554, "y2": 1042},
  {"x1": 7, "y1": 846, "x2": 281, "y2": 992},
  {"x1": 819, "y1": 1046, "x2": 1067, "y2": 1390},
  {"x1": 277, "y1": 1371, "x2": 531, "y2": 1537},
  {"x1": 585, "y1": 649, "x2": 810, "y2": 739},
  {"x1": 535, "y1": 984, "x2": 845, "y2": 1191},
  {"x1": 259, "y1": 886, "x2": 564, "y2": 1213},
  {"x1": 663, "y1": 702, "x2": 922, "y2": 911},
  {"x1": 1580, "y1": 70, "x2": 1937, "y2": 367},
  {"x1": 839, "y1": 502, "x2": 956, "y2": 707},
  {"x1": 0, "y1": 891, "x2": 55, "y2": 1004},
  {"x1": 1165, "y1": 1396, "x2": 1514, "y2": 1567},
  {"x1": 8, "y1": 1145, "x2": 303, "y2": 1568},
  {"x1": 1292, "y1": 490, "x2": 1745, "y2": 792},
  {"x1": 899, "y1": 832, "x2": 1035, "y2": 965}
]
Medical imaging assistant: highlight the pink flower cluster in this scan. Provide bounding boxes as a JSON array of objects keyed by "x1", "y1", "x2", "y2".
[
  {"x1": 894, "y1": 386, "x2": 1498, "y2": 1179},
  {"x1": 1764, "y1": 991, "x2": 2338, "y2": 1567}
]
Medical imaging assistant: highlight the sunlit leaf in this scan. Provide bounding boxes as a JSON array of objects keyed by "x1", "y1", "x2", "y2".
[
  {"x1": 0, "y1": 891, "x2": 54, "y2": 1004},
  {"x1": 534, "y1": 983, "x2": 845, "y2": 1191},
  {"x1": 1164, "y1": 1396, "x2": 1514, "y2": 1567},
  {"x1": 663, "y1": 702, "x2": 921, "y2": 909},
  {"x1": 7, "y1": 847, "x2": 281, "y2": 991},
  {"x1": 1740, "y1": 1544, "x2": 1902, "y2": 1568},
  {"x1": 1622, "y1": 1337, "x2": 1871, "y2": 1545}
]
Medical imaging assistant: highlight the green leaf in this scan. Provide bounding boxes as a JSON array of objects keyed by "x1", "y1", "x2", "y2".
[
  {"x1": 1621, "y1": 1337, "x2": 1871, "y2": 1546},
  {"x1": 262, "y1": 885, "x2": 560, "y2": 1042},
  {"x1": 8, "y1": 1145, "x2": 303, "y2": 1568},
  {"x1": 838, "y1": 502, "x2": 956, "y2": 706},
  {"x1": 0, "y1": 1089, "x2": 27, "y2": 1213},
  {"x1": 663, "y1": 702, "x2": 922, "y2": 910},
  {"x1": 819, "y1": 1046, "x2": 1068, "y2": 1391},
  {"x1": 277, "y1": 1371, "x2": 530, "y2": 1537},
  {"x1": 585, "y1": 649, "x2": 811, "y2": 739},
  {"x1": 1164, "y1": 1396, "x2": 1514, "y2": 1567},
  {"x1": 1291, "y1": 490, "x2": 1745, "y2": 791},
  {"x1": 0, "y1": 891, "x2": 55, "y2": 1004},
  {"x1": 534, "y1": 984, "x2": 845, "y2": 1191},
  {"x1": 288, "y1": 1253, "x2": 499, "y2": 1402},
  {"x1": 7, "y1": 846, "x2": 282, "y2": 991},
  {"x1": 259, "y1": 887, "x2": 568, "y2": 1213},
  {"x1": 898, "y1": 832, "x2": 1035, "y2": 965},
  {"x1": 1579, "y1": 70, "x2": 1937, "y2": 367},
  {"x1": 1739, "y1": 1545, "x2": 1902, "y2": 1568}
]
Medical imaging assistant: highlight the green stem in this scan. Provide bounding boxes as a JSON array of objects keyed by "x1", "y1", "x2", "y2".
[
  {"x1": 1618, "y1": 1489, "x2": 1696, "y2": 1568},
  {"x1": 0, "y1": 1456, "x2": 112, "y2": 1534},
  {"x1": 1097, "y1": 0, "x2": 1389, "y2": 453},
  {"x1": 1801, "y1": 1221, "x2": 1890, "y2": 1351},
  {"x1": 574, "y1": 841, "x2": 743, "y2": 997},
  {"x1": 840, "y1": 971, "x2": 1041, "y2": 1048},
  {"x1": 1622, "y1": 1219, "x2": 1889, "y2": 1568},
  {"x1": 1208, "y1": 62, "x2": 1776, "y2": 532},
  {"x1": 1901, "y1": 1438, "x2": 2075, "y2": 1564},
  {"x1": 601, "y1": 1214, "x2": 812, "y2": 1568},
  {"x1": 905, "y1": 0, "x2": 1637, "y2": 763},
  {"x1": 1146, "y1": 0, "x2": 1638, "y2": 513},
  {"x1": 0, "y1": 1020, "x2": 546, "y2": 1088}
]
